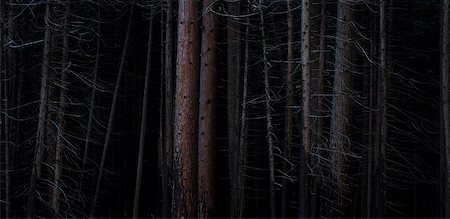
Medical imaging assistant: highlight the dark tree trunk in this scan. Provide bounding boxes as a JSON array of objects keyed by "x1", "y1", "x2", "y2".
[
  {"x1": 171, "y1": 0, "x2": 200, "y2": 217},
  {"x1": 198, "y1": 0, "x2": 218, "y2": 217}
]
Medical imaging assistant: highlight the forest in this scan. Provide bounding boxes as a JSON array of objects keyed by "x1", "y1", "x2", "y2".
[{"x1": 0, "y1": 0, "x2": 447, "y2": 218}]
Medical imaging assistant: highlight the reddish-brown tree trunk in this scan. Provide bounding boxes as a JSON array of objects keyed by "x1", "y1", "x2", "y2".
[
  {"x1": 198, "y1": 0, "x2": 217, "y2": 217},
  {"x1": 171, "y1": 0, "x2": 200, "y2": 217}
]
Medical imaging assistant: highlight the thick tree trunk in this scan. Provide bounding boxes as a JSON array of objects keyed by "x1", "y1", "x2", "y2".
[
  {"x1": 198, "y1": 0, "x2": 217, "y2": 217},
  {"x1": 91, "y1": 6, "x2": 134, "y2": 216},
  {"x1": 51, "y1": 3, "x2": 70, "y2": 216},
  {"x1": 26, "y1": 1, "x2": 52, "y2": 216},
  {"x1": 441, "y1": 0, "x2": 450, "y2": 216},
  {"x1": 328, "y1": 0, "x2": 354, "y2": 216},
  {"x1": 227, "y1": 1, "x2": 242, "y2": 217},
  {"x1": 162, "y1": 0, "x2": 175, "y2": 216},
  {"x1": 258, "y1": 1, "x2": 276, "y2": 217},
  {"x1": 171, "y1": 0, "x2": 200, "y2": 217},
  {"x1": 132, "y1": 4, "x2": 154, "y2": 217}
]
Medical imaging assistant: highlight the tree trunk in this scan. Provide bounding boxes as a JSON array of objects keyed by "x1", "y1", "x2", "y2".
[
  {"x1": 80, "y1": 7, "x2": 101, "y2": 191},
  {"x1": 132, "y1": 4, "x2": 154, "y2": 217},
  {"x1": 198, "y1": 0, "x2": 217, "y2": 217},
  {"x1": 328, "y1": 0, "x2": 354, "y2": 216},
  {"x1": 51, "y1": 2, "x2": 70, "y2": 216},
  {"x1": 258, "y1": 1, "x2": 276, "y2": 217},
  {"x1": 162, "y1": 0, "x2": 175, "y2": 216},
  {"x1": 375, "y1": 0, "x2": 387, "y2": 216},
  {"x1": 299, "y1": 0, "x2": 311, "y2": 217},
  {"x1": 26, "y1": 1, "x2": 52, "y2": 216},
  {"x1": 171, "y1": 0, "x2": 200, "y2": 217},
  {"x1": 90, "y1": 6, "x2": 134, "y2": 216},
  {"x1": 227, "y1": 1, "x2": 242, "y2": 217},
  {"x1": 441, "y1": 0, "x2": 450, "y2": 216},
  {"x1": 237, "y1": 8, "x2": 250, "y2": 219},
  {"x1": 282, "y1": 0, "x2": 294, "y2": 217}
]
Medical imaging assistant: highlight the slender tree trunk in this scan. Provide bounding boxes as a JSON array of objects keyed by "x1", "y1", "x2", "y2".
[
  {"x1": 258, "y1": 1, "x2": 276, "y2": 217},
  {"x1": 80, "y1": 7, "x2": 101, "y2": 191},
  {"x1": 367, "y1": 4, "x2": 377, "y2": 217},
  {"x1": 131, "y1": 4, "x2": 154, "y2": 218},
  {"x1": 26, "y1": 1, "x2": 52, "y2": 216},
  {"x1": 227, "y1": 1, "x2": 242, "y2": 216},
  {"x1": 375, "y1": 0, "x2": 387, "y2": 217},
  {"x1": 51, "y1": 3, "x2": 70, "y2": 216},
  {"x1": 311, "y1": 1, "x2": 327, "y2": 216},
  {"x1": 441, "y1": 0, "x2": 450, "y2": 216},
  {"x1": 0, "y1": 1, "x2": 7, "y2": 217},
  {"x1": 162, "y1": 0, "x2": 174, "y2": 216},
  {"x1": 282, "y1": 1, "x2": 294, "y2": 217},
  {"x1": 237, "y1": 9, "x2": 250, "y2": 218},
  {"x1": 198, "y1": 0, "x2": 217, "y2": 217},
  {"x1": 299, "y1": 0, "x2": 311, "y2": 217},
  {"x1": 132, "y1": 4, "x2": 154, "y2": 217},
  {"x1": 328, "y1": 0, "x2": 354, "y2": 216},
  {"x1": 91, "y1": 6, "x2": 134, "y2": 216},
  {"x1": 171, "y1": 0, "x2": 200, "y2": 217}
]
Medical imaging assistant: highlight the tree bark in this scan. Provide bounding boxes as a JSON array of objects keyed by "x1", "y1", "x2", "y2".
[
  {"x1": 171, "y1": 0, "x2": 200, "y2": 217},
  {"x1": 328, "y1": 0, "x2": 354, "y2": 216},
  {"x1": 198, "y1": 0, "x2": 217, "y2": 217},
  {"x1": 90, "y1": 6, "x2": 134, "y2": 216},
  {"x1": 299, "y1": 0, "x2": 311, "y2": 217}
]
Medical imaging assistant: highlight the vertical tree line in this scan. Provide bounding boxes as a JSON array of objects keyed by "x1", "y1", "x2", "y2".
[{"x1": 0, "y1": 0, "x2": 446, "y2": 218}]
